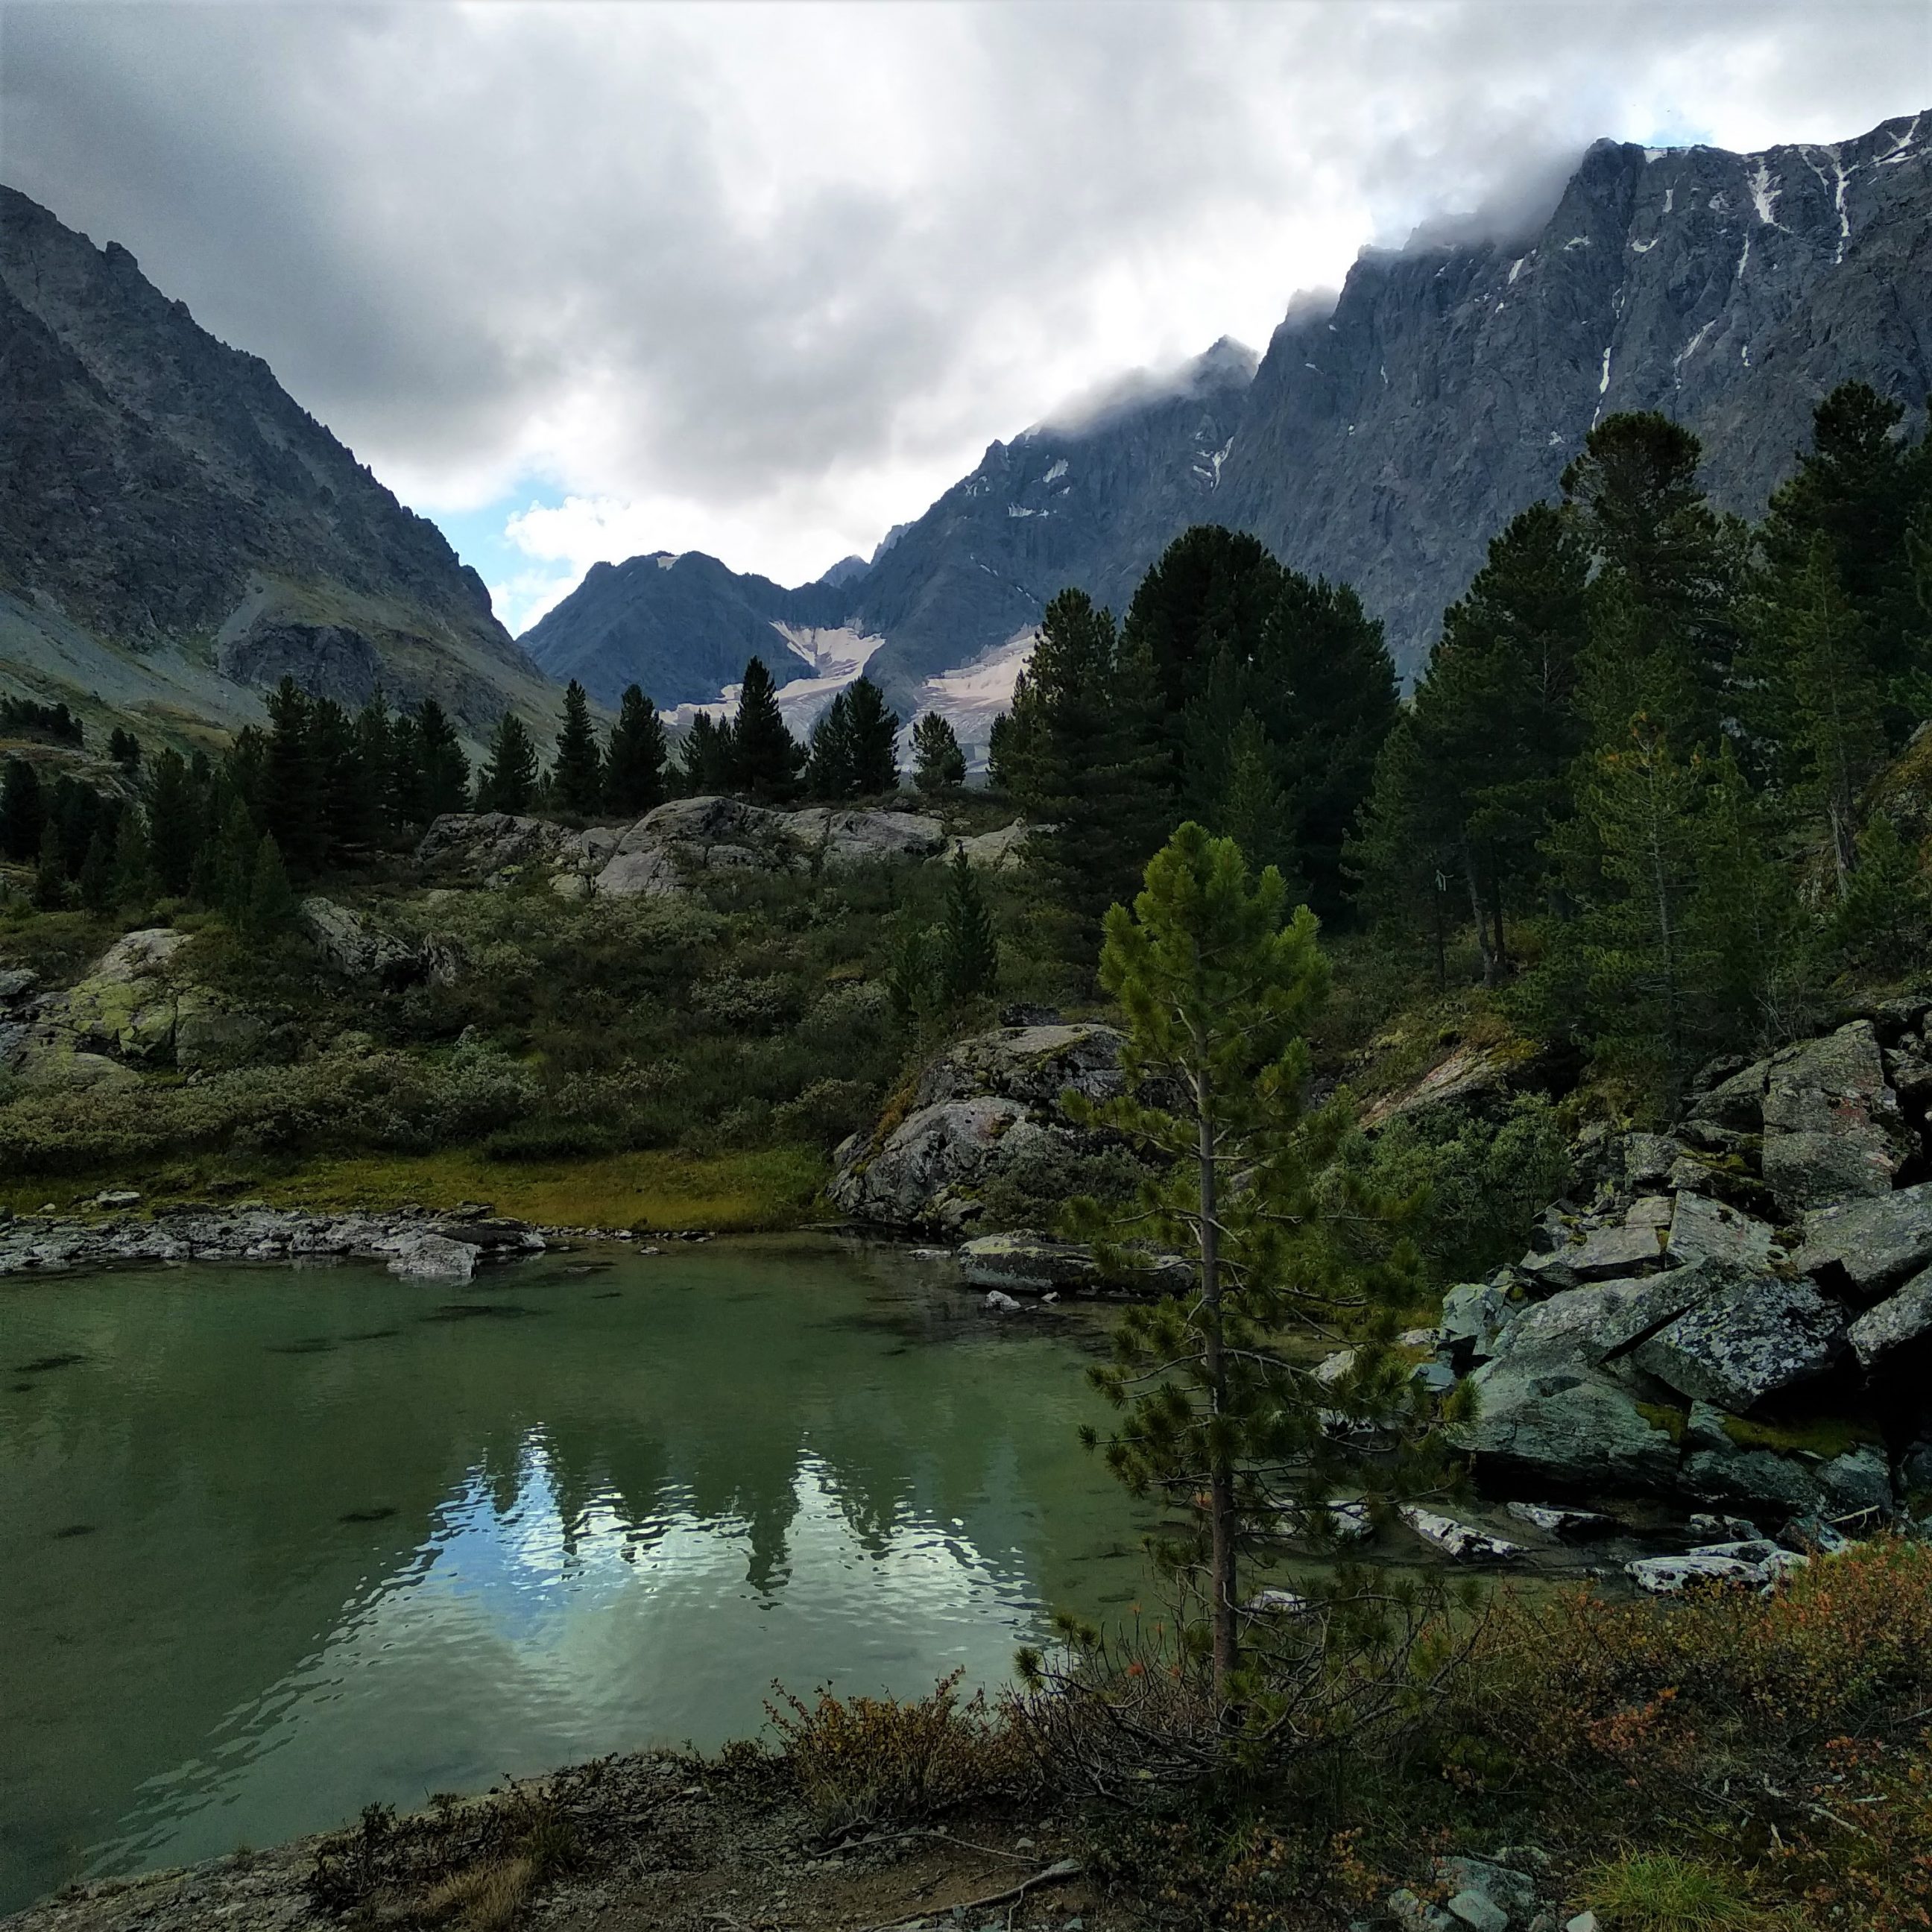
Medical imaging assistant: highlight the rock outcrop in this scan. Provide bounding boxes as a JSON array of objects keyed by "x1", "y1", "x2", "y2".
[
  {"x1": 416, "y1": 798, "x2": 946, "y2": 898},
  {"x1": 1437, "y1": 1008, "x2": 1932, "y2": 1524},
  {"x1": 829, "y1": 1022, "x2": 1128, "y2": 1234}
]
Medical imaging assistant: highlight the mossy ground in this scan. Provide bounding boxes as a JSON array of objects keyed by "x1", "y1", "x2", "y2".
[{"x1": 1, "y1": 1143, "x2": 828, "y2": 1231}]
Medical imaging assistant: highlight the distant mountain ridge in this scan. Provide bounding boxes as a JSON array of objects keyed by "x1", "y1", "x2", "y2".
[
  {"x1": 0, "y1": 184, "x2": 555, "y2": 747},
  {"x1": 523, "y1": 107, "x2": 1932, "y2": 737}
]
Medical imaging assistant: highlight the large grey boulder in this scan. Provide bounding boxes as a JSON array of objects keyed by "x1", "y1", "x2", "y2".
[
  {"x1": 1847, "y1": 1266, "x2": 1932, "y2": 1368},
  {"x1": 1681, "y1": 1442, "x2": 1826, "y2": 1517},
  {"x1": 1787, "y1": 1181, "x2": 1932, "y2": 1299},
  {"x1": 1759, "y1": 1021, "x2": 1907, "y2": 1210},
  {"x1": 830, "y1": 1022, "x2": 1130, "y2": 1234},
  {"x1": 1453, "y1": 1363, "x2": 1682, "y2": 1491},
  {"x1": 1518, "y1": 1220, "x2": 1667, "y2": 1290},
  {"x1": 1487, "y1": 1263, "x2": 1729, "y2": 1372},
  {"x1": 956, "y1": 1231, "x2": 1099, "y2": 1293},
  {"x1": 416, "y1": 811, "x2": 574, "y2": 880},
  {"x1": 1631, "y1": 1274, "x2": 1844, "y2": 1409},
  {"x1": 1664, "y1": 1192, "x2": 1778, "y2": 1270}
]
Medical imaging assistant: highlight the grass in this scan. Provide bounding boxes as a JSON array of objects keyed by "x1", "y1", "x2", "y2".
[
  {"x1": 1578, "y1": 1853, "x2": 1795, "y2": 1931},
  {"x1": 2, "y1": 1143, "x2": 829, "y2": 1231}
]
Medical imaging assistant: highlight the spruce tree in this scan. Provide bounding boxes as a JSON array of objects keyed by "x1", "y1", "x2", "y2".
[
  {"x1": 1829, "y1": 811, "x2": 1931, "y2": 974},
  {"x1": 111, "y1": 805, "x2": 155, "y2": 906},
  {"x1": 731, "y1": 657, "x2": 803, "y2": 801},
  {"x1": 1260, "y1": 571, "x2": 1400, "y2": 917},
  {"x1": 680, "y1": 712, "x2": 737, "y2": 792},
  {"x1": 146, "y1": 748, "x2": 198, "y2": 895},
  {"x1": 353, "y1": 692, "x2": 400, "y2": 845},
  {"x1": 804, "y1": 693, "x2": 856, "y2": 800},
  {"x1": 309, "y1": 696, "x2": 372, "y2": 864},
  {"x1": 412, "y1": 699, "x2": 472, "y2": 818},
  {"x1": 0, "y1": 757, "x2": 42, "y2": 862},
  {"x1": 108, "y1": 727, "x2": 142, "y2": 769},
  {"x1": 912, "y1": 713, "x2": 966, "y2": 795},
  {"x1": 604, "y1": 685, "x2": 668, "y2": 815},
  {"x1": 262, "y1": 677, "x2": 326, "y2": 875},
  {"x1": 1005, "y1": 590, "x2": 1170, "y2": 960},
  {"x1": 938, "y1": 848, "x2": 999, "y2": 1005},
  {"x1": 1213, "y1": 711, "x2": 1301, "y2": 896},
  {"x1": 1122, "y1": 524, "x2": 1283, "y2": 725},
  {"x1": 208, "y1": 795, "x2": 260, "y2": 924},
  {"x1": 552, "y1": 679, "x2": 604, "y2": 815},
  {"x1": 845, "y1": 678, "x2": 899, "y2": 794},
  {"x1": 477, "y1": 712, "x2": 539, "y2": 814}
]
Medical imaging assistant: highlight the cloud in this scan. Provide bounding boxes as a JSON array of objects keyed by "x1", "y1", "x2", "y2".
[{"x1": 2, "y1": 1, "x2": 1927, "y2": 589}]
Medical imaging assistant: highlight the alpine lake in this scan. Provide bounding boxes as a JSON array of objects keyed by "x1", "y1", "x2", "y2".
[{"x1": 0, "y1": 1234, "x2": 1161, "y2": 1914}]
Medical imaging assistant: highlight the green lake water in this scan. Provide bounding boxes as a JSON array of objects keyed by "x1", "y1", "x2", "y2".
[{"x1": 0, "y1": 1237, "x2": 1153, "y2": 1914}]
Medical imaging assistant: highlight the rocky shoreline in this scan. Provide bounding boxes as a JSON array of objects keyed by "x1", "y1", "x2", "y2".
[{"x1": 0, "y1": 1198, "x2": 716, "y2": 1284}]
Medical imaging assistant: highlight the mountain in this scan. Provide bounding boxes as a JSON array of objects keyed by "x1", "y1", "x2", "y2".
[
  {"x1": 0, "y1": 185, "x2": 556, "y2": 747},
  {"x1": 523, "y1": 108, "x2": 1932, "y2": 736}
]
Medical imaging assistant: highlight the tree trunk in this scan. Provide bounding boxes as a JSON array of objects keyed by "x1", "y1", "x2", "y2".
[
  {"x1": 1196, "y1": 1072, "x2": 1237, "y2": 1717},
  {"x1": 1462, "y1": 842, "x2": 1498, "y2": 985}
]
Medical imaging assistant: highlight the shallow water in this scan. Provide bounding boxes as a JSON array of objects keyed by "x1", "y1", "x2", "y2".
[{"x1": 0, "y1": 1237, "x2": 1152, "y2": 1913}]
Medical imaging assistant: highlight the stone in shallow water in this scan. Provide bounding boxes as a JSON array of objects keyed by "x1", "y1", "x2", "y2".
[
  {"x1": 385, "y1": 1233, "x2": 477, "y2": 1281},
  {"x1": 1399, "y1": 1506, "x2": 1522, "y2": 1562},
  {"x1": 1506, "y1": 1500, "x2": 1614, "y2": 1539},
  {"x1": 1626, "y1": 1539, "x2": 1807, "y2": 1595}
]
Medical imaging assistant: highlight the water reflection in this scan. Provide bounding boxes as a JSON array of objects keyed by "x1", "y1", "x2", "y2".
[{"x1": 0, "y1": 1240, "x2": 1146, "y2": 1911}]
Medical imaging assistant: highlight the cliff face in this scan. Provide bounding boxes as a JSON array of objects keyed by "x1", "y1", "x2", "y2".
[
  {"x1": 1212, "y1": 112, "x2": 1932, "y2": 675},
  {"x1": 0, "y1": 185, "x2": 556, "y2": 741},
  {"x1": 525, "y1": 111, "x2": 1932, "y2": 722}
]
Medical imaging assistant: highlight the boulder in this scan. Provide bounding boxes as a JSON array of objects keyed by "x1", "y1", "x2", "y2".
[
  {"x1": 1399, "y1": 1506, "x2": 1524, "y2": 1562},
  {"x1": 791, "y1": 806, "x2": 947, "y2": 868},
  {"x1": 171, "y1": 991, "x2": 268, "y2": 1071},
  {"x1": 1631, "y1": 1275, "x2": 1844, "y2": 1409},
  {"x1": 953, "y1": 821, "x2": 1036, "y2": 871},
  {"x1": 384, "y1": 1233, "x2": 478, "y2": 1281},
  {"x1": 1685, "y1": 1058, "x2": 1770, "y2": 1131},
  {"x1": 1360, "y1": 1035, "x2": 1541, "y2": 1129},
  {"x1": 1819, "y1": 1445, "x2": 1894, "y2": 1518},
  {"x1": 1788, "y1": 1181, "x2": 1932, "y2": 1299},
  {"x1": 829, "y1": 1096, "x2": 1029, "y2": 1232},
  {"x1": 1681, "y1": 1443, "x2": 1827, "y2": 1518},
  {"x1": 1435, "y1": 1859, "x2": 1538, "y2": 1928},
  {"x1": 416, "y1": 811, "x2": 573, "y2": 881},
  {"x1": 1664, "y1": 1193, "x2": 1778, "y2": 1271},
  {"x1": 1759, "y1": 1021, "x2": 1906, "y2": 1210},
  {"x1": 1487, "y1": 1261, "x2": 1730, "y2": 1371},
  {"x1": 1439, "y1": 1280, "x2": 1516, "y2": 1363},
  {"x1": 1453, "y1": 1363, "x2": 1682, "y2": 1491},
  {"x1": 1517, "y1": 1221, "x2": 1667, "y2": 1291},
  {"x1": 1626, "y1": 1539, "x2": 1807, "y2": 1595},
  {"x1": 1506, "y1": 1500, "x2": 1614, "y2": 1538},
  {"x1": 912, "y1": 1023, "x2": 1128, "y2": 1110},
  {"x1": 1618, "y1": 1131, "x2": 1685, "y2": 1190},
  {"x1": 1847, "y1": 1265, "x2": 1932, "y2": 1368},
  {"x1": 956, "y1": 1231, "x2": 1099, "y2": 1294}
]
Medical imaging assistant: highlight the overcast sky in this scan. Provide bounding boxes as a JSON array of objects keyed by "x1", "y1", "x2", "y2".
[{"x1": 3, "y1": 1, "x2": 1928, "y2": 631}]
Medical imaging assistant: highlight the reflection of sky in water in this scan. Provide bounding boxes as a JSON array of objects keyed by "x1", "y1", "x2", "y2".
[{"x1": 94, "y1": 1432, "x2": 1050, "y2": 1878}]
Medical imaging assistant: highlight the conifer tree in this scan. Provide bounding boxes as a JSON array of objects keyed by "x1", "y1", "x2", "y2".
[
  {"x1": 32, "y1": 816, "x2": 66, "y2": 909},
  {"x1": 111, "y1": 805, "x2": 155, "y2": 906},
  {"x1": 477, "y1": 712, "x2": 539, "y2": 813},
  {"x1": 938, "y1": 849, "x2": 999, "y2": 1005},
  {"x1": 1260, "y1": 572, "x2": 1400, "y2": 916},
  {"x1": 1064, "y1": 824, "x2": 1428, "y2": 1717},
  {"x1": 0, "y1": 757, "x2": 42, "y2": 862},
  {"x1": 1122, "y1": 524, "x2": 1283, "y2": 727},
  {"x1": 804, "y1": 693, "x2": 856, "y2": 800},
  {"x1": 244, "y1": 833, "x2": 298, "y2": 935},
  {"x1": 1005, "y1": 590, "x2": 1169, "y2": 958},
  {"x1": 78, "y1": 826, "x2": 115, "y2": 913},
  {"x1": 730, "y1": 657, "x2": 803, "y2": 801},
  {"x1": 604, "y1": 684, "x2": 668, "y2": 815},
  {"x1": 262, "y1": 677, "x2": 326, "y2": 875},
  {"x1": 108, "y1": 727, "x2": 142, "y2": 769},
  {"x1": 845, "y1": 678, "x2": 899, "y2": 794},
  {"x1": 912, "y1": 713, "x2": 966, "y2": 795},
  {"x1": 146, "y1": 748, "x2": 198, "y2": 895},
  {"x1": 1347, "y1": 717, "x2": 1459, "y2": 988},
  {"x1": 1212, "y1": 712, "x2": 1301, "y2": 896},
  {"x1": 412, "y1": 699, "x2": 472, "y2": 818},
  {"x1": 207, "y1": 795, "x2": 260, "y2": 923},
  {"x1": 353, "y1": 692, "x2": 401, "y2": 844},
  {"x1": 680, "y1": 712, "x2": 737, "y2": 792},
  {"x1": 552, "y1": 680, "x2": 604, "y2": 815},
  {"x1": 1828, "y1": 811, "x2": 1931, "y2": 973}
]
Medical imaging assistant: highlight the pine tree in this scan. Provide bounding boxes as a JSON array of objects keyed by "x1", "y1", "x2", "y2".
[
  {"x1": 107, "y1": 727, "x2": 142, "y2": 769},
  {"x1": 1064, "y1": 823, "x2": 1429, "y2": 1719},
  {"x1": 1122, "y1": 524, "x2": 1283, "y2": 727},
  {"x1": 1828, "y1": 811, "x2": 1931, "y2": 976},
  {"x1": 309, "y1": 696, "x2": 373, "y2": 863},
  {"x1": 353, "y1": 692, "x2": 401, "y2": 845},
  {"x1": 845, "y1": 678, "x2": 899, "y2": 794},
  {"x1": 912, "y1": 713, "x2": 966, "y2": 795},
  {"x1": 245, "y1": 833, "x2": 298, "y2": 935},
  {"x1": 731, "y1": 657, "x2": 803, "y2": 801},
  {"x1": 146, "y1": 748, "x2": 198, "y2": 895},
  {"x1": 938, "y1": 849, "x2": 999, "y2": 1005},
  {"x1": 0, "y1": 757, "x2": 42, "y2": 862},
  {"x1": 477, "y1": 712, "x2": 539, "y2": 814},
  {"x1": 207, "y1": 795, "x2": 260, "y2": 923},
  {"x1": 552, "y1": 680, "x2": 604, "y2": 815},
  {"x1": 604, "y1": 684, "x2": 668, "y2": 815},
  {"x1": 804, "y1": 692, "x2": 856, "y2": 800}
]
